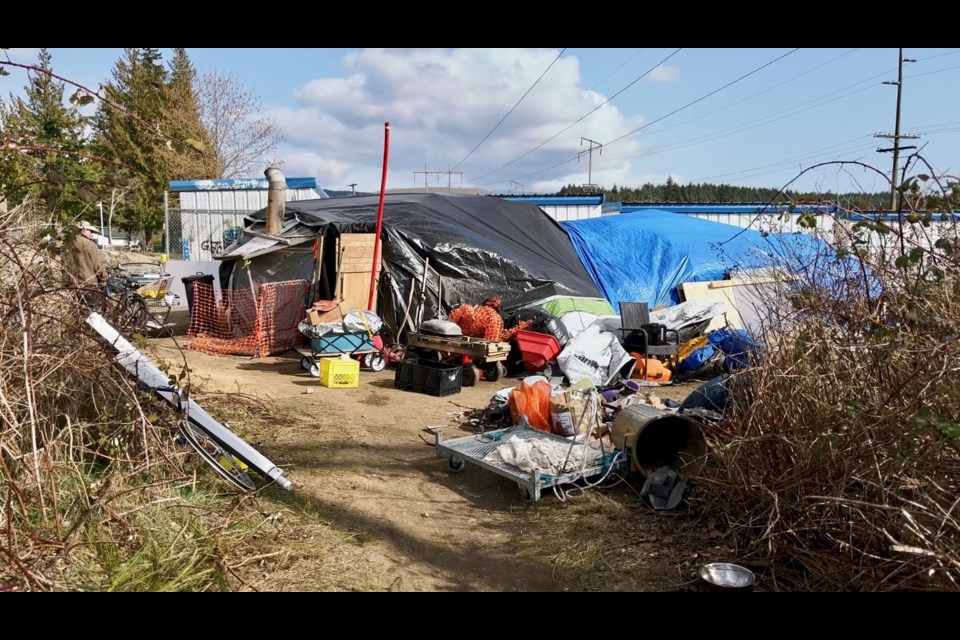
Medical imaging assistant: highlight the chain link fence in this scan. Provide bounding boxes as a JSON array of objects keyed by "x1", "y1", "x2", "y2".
[{"x1": 164, "y1": 208, "x2": 248, "y2": 261}]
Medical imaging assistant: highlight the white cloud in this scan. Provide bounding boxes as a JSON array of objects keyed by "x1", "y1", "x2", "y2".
[
  {"x1": 271, "y1": 48, "x2": 650, "y2": 193},
  {"x1": 647, "y1": 64, "x2": 680, "y2": 83},
  {"x1": 279, "y1": 151, "x2": 355, "y2": 187}
]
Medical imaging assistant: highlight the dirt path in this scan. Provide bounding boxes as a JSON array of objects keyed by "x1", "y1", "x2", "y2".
[{"x1": 150, "y1": 339, "x2": 711, "y2": 591}]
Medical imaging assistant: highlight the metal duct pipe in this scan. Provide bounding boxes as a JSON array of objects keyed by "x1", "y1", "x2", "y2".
[{"x1": 264, "y1": 166, "x2": 285, "y2": 235}]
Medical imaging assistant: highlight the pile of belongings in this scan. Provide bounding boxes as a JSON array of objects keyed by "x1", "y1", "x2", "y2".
[
  {"x1": 675, "y1": 328, "x2": 760, "y2": 378},
  {"x1": 506, "y1": 297, "x2": 731, "y2": 387},
  {"x1": 300, "y1": 309, "x2": 383, "y2": 339}
]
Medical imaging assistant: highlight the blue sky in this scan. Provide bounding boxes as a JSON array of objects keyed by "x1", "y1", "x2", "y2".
[{"x1": 3, "y1": 48, "x2": 959, "y2": 195}]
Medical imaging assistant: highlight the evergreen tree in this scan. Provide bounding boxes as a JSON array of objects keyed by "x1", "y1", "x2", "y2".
[
  {"x1": 663, "y1": 175, "x2": 681, "y2": 201},
  {"x1": 94, "y1": 48, "x2": 171, "y2": 243},
  {"x1": 164, "y1": 48, "x2": 215, "y2": 179},
  {"x1": 0, "y1": 49, "x2": 100, "y2": 219}
]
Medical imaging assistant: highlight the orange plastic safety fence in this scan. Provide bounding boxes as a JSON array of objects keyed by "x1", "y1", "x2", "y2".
[
  {"x1": 449, "y1": 304, "x2": 532, "y2": 342},
  {"x1": 187, "y1": 280, "x2": 308, "y2": 357}
]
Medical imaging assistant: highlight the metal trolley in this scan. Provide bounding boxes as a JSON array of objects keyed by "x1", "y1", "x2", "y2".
[{"x1": 435, "y1": 422, "x2": 624, "y2": 503}]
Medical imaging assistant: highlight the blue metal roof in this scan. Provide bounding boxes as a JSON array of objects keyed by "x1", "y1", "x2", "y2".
[
  {"x1": 621, "y1": 203, "x2": 839, "y2": 215},
  {"x1": 848, "y1": 212, "x2": 960, "y2": 222},
  {"x1": 169, "y1": 177, "x2": 319, "y2": 192},
  {"x1": 497, "y1": 194, "x2": 605, "y2": 206}
]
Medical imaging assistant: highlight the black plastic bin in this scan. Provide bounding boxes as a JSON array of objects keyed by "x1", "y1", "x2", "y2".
[
  {"x1": 181, "y1": 273, "x2": 215, "y2": 320},
  {"x1": 394, "y1": 358, "x2": 463, "y2": 396}
]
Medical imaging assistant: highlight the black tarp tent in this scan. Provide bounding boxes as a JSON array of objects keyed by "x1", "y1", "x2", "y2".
[{"x1": 218, "y1": 192, "x2": 602, "y2": 332}]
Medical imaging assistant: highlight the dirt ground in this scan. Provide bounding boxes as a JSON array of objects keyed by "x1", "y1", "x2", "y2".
[{"x1": 148, "y1": 329, "x2": 729, "y2": 592}]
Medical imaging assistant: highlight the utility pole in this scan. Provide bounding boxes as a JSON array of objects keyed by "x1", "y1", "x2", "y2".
[
  {"x1": 348, "y1": 183, "x2": 357, "y2": 196},
  {"x1": 579, "y1": 137, "x2": 603, "y2": 189},
  {"x1": 413, "y1": 163, "x2": 446, "y2": 192},
  {"x1": 875, "y1": 48, "x2": 918, "y2": 211},
  {"x1": 444, "y1": 166, "x2": 463, "y2": 191},
  {"x1": 97, "y1": 201, "x2": 105, "y2": 245},
  {"x1": 510, "y1": 180, "x2": 524, "y2": 194}
]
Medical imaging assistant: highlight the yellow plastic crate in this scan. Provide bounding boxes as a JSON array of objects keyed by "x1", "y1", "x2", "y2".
[{"x1": 319, "y1": 357, "x2": 360, "y2": 389}]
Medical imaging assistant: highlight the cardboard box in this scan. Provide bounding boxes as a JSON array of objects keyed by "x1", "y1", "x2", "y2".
[{"x1": 307, "y1": 300, "x2": 342, "y2": 326}]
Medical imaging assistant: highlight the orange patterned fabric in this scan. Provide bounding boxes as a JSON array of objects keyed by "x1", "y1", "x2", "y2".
[
  {"x1": 449, "y1": 297, "x2": 530, "y2": 342},
  {"x1": 473, "y1": 304, "x2": 505, "y2": 341}
]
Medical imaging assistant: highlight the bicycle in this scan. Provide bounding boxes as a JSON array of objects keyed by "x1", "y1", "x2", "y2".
[
  {"x1": 104, "y1": 266, "x2": 151, "y2": 334},
  {"x1": 104, "y1": 261, "x2": 178, "y2": 336}
]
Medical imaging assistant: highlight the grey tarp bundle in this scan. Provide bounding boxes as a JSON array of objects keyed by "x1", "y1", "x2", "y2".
[{"x1": 219, "y1": 193, "x2": 602, "y2": 332}]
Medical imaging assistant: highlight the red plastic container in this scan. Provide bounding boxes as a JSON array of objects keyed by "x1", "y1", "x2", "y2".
[{"x1": 515, "y1": 329, "x2": 562, "y2": 372}]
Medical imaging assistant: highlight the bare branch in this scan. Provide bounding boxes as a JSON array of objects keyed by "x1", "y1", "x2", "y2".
[{"x1": 196, "y1": 69, "x2": 284, "y2": 178}]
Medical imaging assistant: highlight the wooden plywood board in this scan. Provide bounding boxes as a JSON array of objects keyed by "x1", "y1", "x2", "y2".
[
  {"x1": 339, "y1": 234, "x2": 379, "y2": 273},
  {"x1": 679, "y1": 281, "x2": 743, "y2": 331},
  {"x1": 708, "y1": 275, "x2": 797, "y2": 289},
  {"x1": 336, "y1": 233, "x2": 381, "y2": 311}
]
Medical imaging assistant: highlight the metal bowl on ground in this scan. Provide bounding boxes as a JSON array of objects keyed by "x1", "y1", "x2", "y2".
[{"x1": 699, "y1": 563, "x2": 756, "y2": 591}]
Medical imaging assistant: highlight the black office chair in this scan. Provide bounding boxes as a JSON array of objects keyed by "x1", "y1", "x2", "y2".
[{"x1": 619, "y1": 301, "x2": 680, "y2": 381}]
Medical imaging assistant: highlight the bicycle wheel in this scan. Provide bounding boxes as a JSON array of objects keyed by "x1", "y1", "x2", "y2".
[
  {"x1": 126, "y1": 296, "x2": 151, "y2": 334},
  {"x1": 179, "y1": 422, "x2": 258, "y2": 493},
  {"x1": 108, "y1": 293, "x2": 149, "y2": 334}
]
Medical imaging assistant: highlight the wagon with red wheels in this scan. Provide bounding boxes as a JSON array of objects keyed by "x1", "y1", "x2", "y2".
[{"x1": 404, "y1": 332, "x2": 511, "y2": 386}]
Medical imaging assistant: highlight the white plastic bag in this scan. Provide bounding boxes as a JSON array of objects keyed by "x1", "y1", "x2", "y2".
[{"x1": 557, "y1": 325, "x2": 633, "y2": 386}]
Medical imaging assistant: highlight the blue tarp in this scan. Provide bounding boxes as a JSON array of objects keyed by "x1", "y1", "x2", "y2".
[{"x1": 563, "y1": 210, "x2": 838, "y2": 308}]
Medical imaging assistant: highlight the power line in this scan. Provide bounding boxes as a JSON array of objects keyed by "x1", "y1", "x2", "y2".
[
  {"x1": 595, "y1": 57, "x2": 915, "y2": 168},
  {"x1": 904, "y1": 62, "x2": 960, "y2": 80},
  {"x1": 707, "y1": 134, "x2": 875, "y2": 180},
  {"x1": 635, "y1": 62, "x2": 960, "y2": 170},
  {"x1": 602, "y1": 80, "x2": 881, "y2": 164},
  {"x1": 609, "y1": 58, "x2": 960, "y2": 188},
  {"x1": 602, "y1": 48, "x2": 801, "y2": 149},
  {"x1": 586, "y1": 48, "x2": 645, "y2": 91},
  {"x1": 467, "y1": 49, "x2": 683, "y2": 184},
  {"x1": 450, "y1": 48, "x2": 566, "y2": 172},
  {"x1": 671, "y1": 66, "x2": 960, "y2": 185},
  {"x1": 915, "y1": 49, "x2": 960, "y2": 62},
  {"x1": 483, "y1": 49, "x2": 801, "y2": 187},
  {"x1": 638, "y1": 48, "x2": 859, "y2": 139},
  {"x1": 719, "y1": 141, "x2": 880, "y2": 184},
  {"x1": 482, "y1": 52, "x2": 960, "y2": 190}
]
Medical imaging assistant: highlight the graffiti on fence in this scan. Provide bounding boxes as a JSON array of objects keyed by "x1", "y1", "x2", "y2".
[{"x1": 168, "y1": 208, "x2": 247, "y2": 261}]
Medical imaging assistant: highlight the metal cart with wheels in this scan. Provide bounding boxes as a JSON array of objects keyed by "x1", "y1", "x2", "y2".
[
  {"x1": 405, "y1": 332, "x2": 511, "y2": 386},
  {"x1": 296, "y1": 331, "x2": 386, "y2": 377},
  {"x1": 111, "y1": 261, "x2": 179, "y2": 334},
  {"x1": 435, "y1": 422, "x2": 624, "y2": 503}
]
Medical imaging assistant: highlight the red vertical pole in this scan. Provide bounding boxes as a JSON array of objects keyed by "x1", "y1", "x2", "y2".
[{"x1": 368, "y1": 121, "x2": 390, "y2": 311}]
